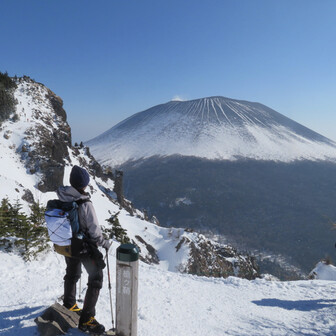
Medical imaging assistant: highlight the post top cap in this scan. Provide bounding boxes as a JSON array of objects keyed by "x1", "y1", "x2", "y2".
[{"x1": 117, "y1": 243, "x2": 139, "y2": 262}]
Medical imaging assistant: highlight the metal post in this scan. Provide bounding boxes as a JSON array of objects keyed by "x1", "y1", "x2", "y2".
[{"x1": 116, "y1": 244, "x2": 139, "y2": 336}]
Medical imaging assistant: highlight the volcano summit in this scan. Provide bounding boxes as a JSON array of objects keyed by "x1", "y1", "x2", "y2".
[{"x1": 87, "y1": 96, "x2": 336, "y2": 167}]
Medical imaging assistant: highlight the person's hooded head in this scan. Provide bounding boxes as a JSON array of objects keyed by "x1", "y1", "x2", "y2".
[{"x1": 70, "y1": 165, "x2": 90, "y2": 191}]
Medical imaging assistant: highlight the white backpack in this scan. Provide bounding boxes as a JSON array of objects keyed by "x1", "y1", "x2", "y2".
[{"x1": 45, "y1": 208, "x2": 73, "y2": 246}]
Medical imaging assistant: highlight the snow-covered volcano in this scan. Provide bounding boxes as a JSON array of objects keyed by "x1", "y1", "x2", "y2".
[{"x1": 87, "y1": 96, "x2": 336, "y2": 167}]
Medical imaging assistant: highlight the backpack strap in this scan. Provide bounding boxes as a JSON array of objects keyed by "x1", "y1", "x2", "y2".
[
  {"x1": 75, "y1": 199, "x2": 91, "y2": 206},
  {"x1": 74, "y1": 199, "x2": 91, "y2": 238}
]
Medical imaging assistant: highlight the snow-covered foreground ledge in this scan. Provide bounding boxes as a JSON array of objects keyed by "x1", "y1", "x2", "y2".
[
  {"x1": 1, "y1": 250, "x2": 336, "y2": 336},
  {"x1": 309, "y1": 261, "x2": 336, "y2": 281}
]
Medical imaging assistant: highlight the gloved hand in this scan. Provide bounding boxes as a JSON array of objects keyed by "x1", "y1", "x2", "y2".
[{"x1": 103, "y1": 239, "x2": 112, "y2": 251}]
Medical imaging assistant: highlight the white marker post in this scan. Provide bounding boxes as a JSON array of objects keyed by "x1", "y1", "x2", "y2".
[{"x1": 116, "y1": 244, "x2": 139, "y2": 336}]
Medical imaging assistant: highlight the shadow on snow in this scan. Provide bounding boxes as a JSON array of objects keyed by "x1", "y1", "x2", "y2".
[
  {"x1": 0, "y1": 305, "x2": 44, "y2": 335},
  {"x1": 252, "y1": 298, "x2": 336, "y2": 311}
]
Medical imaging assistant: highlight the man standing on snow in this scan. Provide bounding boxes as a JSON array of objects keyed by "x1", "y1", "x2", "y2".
[{"x1": 57, "y1": 165, "x2": 111, "y2": 334}]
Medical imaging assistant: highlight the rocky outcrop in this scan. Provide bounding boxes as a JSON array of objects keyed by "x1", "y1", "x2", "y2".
[
  {"x1": 24, "y1": 123, "x2": 71, "y2": 192},
  {"x1": 35, "y1": 303, "x2": 79, "y2": 336},
  {"x1": 73, "y1": 145, "x2": 110, "y2": 182},
  {"x1": 22, "y1": 189, "x2": 34, "y2": 204},
  {"x1": 135, "y1": 235, "x2": 160, "y2": 264},
  {"x1": 177, "y1": 233, "x2": 259, "y2": 279},
  {"x1": 14, "y1": 77, "x2": 72, "y2": 192},
  {"x1": 46, "y1": 89, "x2": 67, "y2": 122},
  {"x1": 114, "y1": 170, "x2": 124, "y2": 205}
]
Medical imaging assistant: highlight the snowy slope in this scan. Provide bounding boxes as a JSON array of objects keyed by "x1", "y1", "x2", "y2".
[
  {"x1": 1, "y1": 251, "x2": 336, "y2": 336},
  {"x1": 0, "y1": 78, "x2": 66, "y2": 211},
  {"x1": 87, "y1": 97, "x2": 336, "y2": 167}
]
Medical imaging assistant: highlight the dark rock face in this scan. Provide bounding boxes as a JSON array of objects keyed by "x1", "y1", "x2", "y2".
[
  {"x1": 107, "y1": 168, "x2": 135, "y2": 215},
  {"x1": 23, "y1": 118, "x2": 71, "y2": 192},
  {"x1": 135, "y1": 235, "x2": 160, "y2": 264},
  {"x1": 114, "y1": 170, "x2": 124, "y2": 206},
  {"x1": 46, "y1": 89, "x2": 67, "y2": 122},
  {"x1": 78, "y1": 146, "x2": 108, "y2": 181}
]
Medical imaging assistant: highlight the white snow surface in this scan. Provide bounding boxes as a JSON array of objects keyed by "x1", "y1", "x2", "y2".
[
  {"x1": 87, "y1": 97, "x2": 336, "y2": 167},
  {"x1": 2, "y1": 252, "x2": 336, "y2": 335}
]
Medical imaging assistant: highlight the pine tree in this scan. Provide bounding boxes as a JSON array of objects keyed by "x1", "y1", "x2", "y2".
[
  {"x1": 0, "y1": 198, "x2": 49, "y2": 260},
  {"x1": 29, "y1": 200, "x2": 46, "y2": 227},
  {"x1": 0, "y1": 198, "x2": 12, "y2": 236},
  {"x1": 26, "y1": 201, "x2": 49, "y2": 260},
  {"x1": 0, "y1": 72, "x2": 17, "y2": 123},
  {"x1": 0, "y1": 198, "x2": 14, "y2": 250},
  {"x1": 11, "y1": 199, "x2": 31, "y2": 254},
  {"x1": 5, "y1": 199, "x2": 29, "y2": 256}
]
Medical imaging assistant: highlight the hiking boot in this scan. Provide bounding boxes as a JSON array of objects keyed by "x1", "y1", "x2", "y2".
[
  {"x1": 66, "y1": 303, "x2": 82, "y2": 316},
  {"x1": 78, "y1": 316, "x2": 105, "y2": 334}
]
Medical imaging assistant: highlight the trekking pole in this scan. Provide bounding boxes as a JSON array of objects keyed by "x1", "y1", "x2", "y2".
[
  {"x1": 106, "y1": 250, "x2": 115, "y2": 332},
  {"x1": 78, "y1": 275, "x2": 83, "y2": 303}
]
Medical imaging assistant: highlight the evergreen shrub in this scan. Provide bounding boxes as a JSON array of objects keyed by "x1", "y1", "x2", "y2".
[
  {"x1": 0, "y1": 71, "x2": 17, "y2": 123},
  {"x1": 0, "y1": 198, "x2": 50, "y2": 260},
  {"x1": 104, "y1": 212, "x2": 130, "y2": 244}
]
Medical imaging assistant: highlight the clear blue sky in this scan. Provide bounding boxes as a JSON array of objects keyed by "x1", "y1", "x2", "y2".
[{"x1": 1, "y1": 0, "x2": 335, "y2": 142}]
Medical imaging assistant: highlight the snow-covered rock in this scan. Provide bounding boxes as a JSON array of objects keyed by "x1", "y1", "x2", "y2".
[{"x1": 309, "y1": 261, "x2": 336, "y2": 280}]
